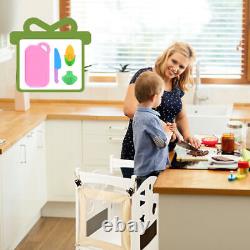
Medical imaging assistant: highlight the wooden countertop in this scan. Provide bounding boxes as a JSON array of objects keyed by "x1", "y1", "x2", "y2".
[
  {"x1": 0, "y1": 100, "x2": 128, "y2": 154},
  {"x1": 154, "y1": 151, "x2": 250, "y2": 196},
  {"x1": 154, "y1": 168, "x2": 250, "y2": 196},
  {"x1": 0, "y1": 100, "x2": 249, "y2": 154}
]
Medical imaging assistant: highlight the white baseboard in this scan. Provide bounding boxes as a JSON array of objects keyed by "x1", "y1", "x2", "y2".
[{"x1": 41, "y1": 201, "x2": 75, "y2": 218}]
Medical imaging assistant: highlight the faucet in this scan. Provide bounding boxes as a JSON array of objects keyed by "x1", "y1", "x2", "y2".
[{"x1": 193, "y1": 61, "x2": 208, "y2": 105}]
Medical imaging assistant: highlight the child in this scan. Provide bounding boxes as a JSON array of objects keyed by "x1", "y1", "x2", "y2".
[{"x1": 132, "y1": 71, "x2": 174, "y2": 187}]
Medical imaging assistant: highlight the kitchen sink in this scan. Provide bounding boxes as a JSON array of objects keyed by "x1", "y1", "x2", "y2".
[{"x1": 186, "y1": 104, "x2": 232, "y2": 135}]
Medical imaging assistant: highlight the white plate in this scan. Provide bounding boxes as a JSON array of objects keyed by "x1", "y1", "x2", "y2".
[{"x1": 208, "y1": 155, "x2": 240, "y2": 165}]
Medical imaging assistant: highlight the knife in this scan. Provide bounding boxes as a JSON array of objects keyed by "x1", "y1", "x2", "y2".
[
  {"x1": 54, "y1": 48, "x2": 61, "y2": 83},
  {"x1": 177, "y1": 140, "x2": 199, "y2": 151}
]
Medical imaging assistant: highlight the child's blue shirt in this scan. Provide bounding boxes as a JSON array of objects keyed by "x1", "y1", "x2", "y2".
[{"x1": 133, "y1": 107, "x2": 169, "y2": 176}]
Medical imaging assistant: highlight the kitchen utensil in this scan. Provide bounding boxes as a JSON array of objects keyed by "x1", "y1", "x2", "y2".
[
  {"x1": 54, "y1": 48, "x2": 61, "y2": 83},
  {"x1": 177, "y1": 140, "x2": 199, "y2": 151},
  {"x1": 25, "y1": 42, "x2": 50, "y2": 87}
]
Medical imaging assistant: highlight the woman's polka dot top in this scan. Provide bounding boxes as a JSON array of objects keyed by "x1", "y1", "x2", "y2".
[{"x1": 121, "y1": 67, "x2": 184, "y2": 160}]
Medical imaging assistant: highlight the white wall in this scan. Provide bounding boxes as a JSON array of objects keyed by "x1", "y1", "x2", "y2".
[
  {"x1": 0, "y1": 0, "x2": 250, "y2": 104},
  {"x1": 11, "y1": 0, "x2": 56, "y2": 31}
]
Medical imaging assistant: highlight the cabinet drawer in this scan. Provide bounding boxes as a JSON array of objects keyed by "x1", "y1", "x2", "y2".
[
  {"x1": 82, "y1": 120, "x2": 129, "y2": 136},
  {"x1": 82, "y1": 134, "x2": 123, "y2": 169}
]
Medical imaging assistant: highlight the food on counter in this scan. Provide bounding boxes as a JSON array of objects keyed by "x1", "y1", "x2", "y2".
[
  {"x1": 187, "y1": 149, "x2": 209, "y2": 157},
  {"x1": 212, "y1": 156, "x2": 234, "y2": 162}
]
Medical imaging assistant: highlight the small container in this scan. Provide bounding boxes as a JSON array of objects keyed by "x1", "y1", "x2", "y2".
[
  {"x1": 236, "y1": 161, "x2": 249, "y2": 179},
  {"x1": 227, "y1": 121, "x2": 243, "y2": 144},
  {"x1": 221, "y1": 133, "x2": 235, "y2": 154},
  {"x1": 246, "y1": 123, "x2": 250, "y2": 150},
  {"x1": 202, "y1": 136, "x2": 218, "y2": 147}
]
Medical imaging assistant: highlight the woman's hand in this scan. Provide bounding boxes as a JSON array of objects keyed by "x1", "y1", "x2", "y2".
[
  {"x1": 185, "y1": 136, "x2": 201, "y2": 149},
  {"x1": 166, "y1": 122, "x2": 177, "y2": 132}
]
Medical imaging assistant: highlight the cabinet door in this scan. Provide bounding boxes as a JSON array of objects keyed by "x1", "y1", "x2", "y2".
[
  {"x1": 82, "y1": 120, "x2": 129, "y2": 172},
  {"x1": 46, "y1": 120, "x2": 82, "y2": 201},
  {"x1": 1, "y1": 137, "x2": 30, "y2": 250},
  {"x1": 1, "y1": 123, "x2": 47, "y2": 250}
]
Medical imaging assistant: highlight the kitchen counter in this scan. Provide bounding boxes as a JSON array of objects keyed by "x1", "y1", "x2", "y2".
[
  {"x1": 154, "y1": 167, "x2": 250, "y2": 196},
  {"x1": 0, "y1": 100, "x2": 128, "y2": 154},
  {"x1": 0, "y1": 100, "x2": 249, "y2": 154},
  {"x1": 154, "y1": 151, "x2": 250, "y2": 196},
  {"x1": 154, "y1": 152, "x2": 250, "y2": 250}
]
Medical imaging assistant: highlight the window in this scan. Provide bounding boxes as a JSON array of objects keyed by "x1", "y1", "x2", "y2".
[{"x1": 61, "y1": 0, "x2": 250, "y2": 84}]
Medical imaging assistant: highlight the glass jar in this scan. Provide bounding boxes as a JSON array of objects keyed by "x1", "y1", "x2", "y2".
[
  {"x1": 221, "y1": 133, "x2": 235, "y2": 154},
  {"x1": 227, "y1": 121, "x2": 243, "y2": 144}
]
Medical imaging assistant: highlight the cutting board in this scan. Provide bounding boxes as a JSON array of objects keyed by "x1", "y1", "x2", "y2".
[{"x1": 175, "y1": 145, "x2": 218, "y2": 161}]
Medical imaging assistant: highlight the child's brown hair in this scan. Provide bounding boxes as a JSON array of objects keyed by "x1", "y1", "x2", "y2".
[{"x1": 135, "y1": 71, "x2": 164, "y2": 103}]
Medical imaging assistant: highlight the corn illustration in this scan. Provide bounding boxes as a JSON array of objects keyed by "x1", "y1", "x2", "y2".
[{"x1": 64, "y1": 45, "x2": 75, "y2": 66}]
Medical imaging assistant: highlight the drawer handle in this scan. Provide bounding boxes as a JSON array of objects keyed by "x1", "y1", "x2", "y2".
[
  {"x1": 108, "y1": 126, "x2": 127, "y2": 131},
  {"x1": 108, "y1": 137, "x2": 123, "y2": 142}
]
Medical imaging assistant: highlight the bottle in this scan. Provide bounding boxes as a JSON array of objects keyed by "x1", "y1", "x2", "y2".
[
  {"x1": 221, "y1": 133, "x2": 235, "y2": 154},
  {"x1": 246, "y1": 122, "x2": 250, "y2": 150}
]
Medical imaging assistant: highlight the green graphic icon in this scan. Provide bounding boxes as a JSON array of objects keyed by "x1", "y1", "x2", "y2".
[
  {"x1": 10, "y1": 17, "x2": 91, "y2": 92},
  {"x1": 62, "y1": 71, "x2": 78, "y2": 85}
]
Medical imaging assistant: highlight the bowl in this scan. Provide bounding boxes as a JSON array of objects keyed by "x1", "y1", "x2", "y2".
[{"x1": 202, "y1": 136, "x2": 218, "y2": 147}]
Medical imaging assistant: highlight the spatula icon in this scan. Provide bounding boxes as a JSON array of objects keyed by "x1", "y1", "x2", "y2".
[{"x1": 54, "y1": 48, "x2": 61, "y2": 83}]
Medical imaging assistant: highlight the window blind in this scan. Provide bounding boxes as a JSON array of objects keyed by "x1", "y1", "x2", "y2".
[{"x1": 68, "y1": 0, "x2": 248, "y2": 82}]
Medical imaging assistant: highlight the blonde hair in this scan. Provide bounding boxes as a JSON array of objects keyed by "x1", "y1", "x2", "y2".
[
  {"x1": 154, "y1": 42, "x2": 196, "y2": 91},
  {"x1": 135, "y1": 71, "x2": 164, "y2": 103}
]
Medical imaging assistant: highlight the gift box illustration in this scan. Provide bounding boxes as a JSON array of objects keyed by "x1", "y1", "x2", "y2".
[{"x1": 10, "y1": 17, "x2": 91, "y2": 92}]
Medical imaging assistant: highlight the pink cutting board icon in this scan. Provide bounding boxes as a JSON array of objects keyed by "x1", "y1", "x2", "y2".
[{"x1": 25, "y1": 42, "x2": 50, "y2": 87}]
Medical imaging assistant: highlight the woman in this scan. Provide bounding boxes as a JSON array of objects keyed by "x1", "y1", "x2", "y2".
[{"x1": 121, "y1": 42, "x2": 201, "y2": 177}]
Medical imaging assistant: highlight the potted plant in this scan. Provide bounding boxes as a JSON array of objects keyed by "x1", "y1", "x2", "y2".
[{"x1": 116, "y1": 64, "x2": 131, "y2": 86}]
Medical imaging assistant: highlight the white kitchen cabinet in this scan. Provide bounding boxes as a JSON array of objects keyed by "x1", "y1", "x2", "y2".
[
  {"x1": 0, "y1": 122, "x2": 46, "y2": 250},
  {"x1": 46, "y1": 120, "x2": 82, "y2": 202},
  {"x1": 45, "y1": 119, "x2": 128, "y2": 202},
  {"x1": 82, "y1": 120, "x2": 129, "y2": 172}
]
